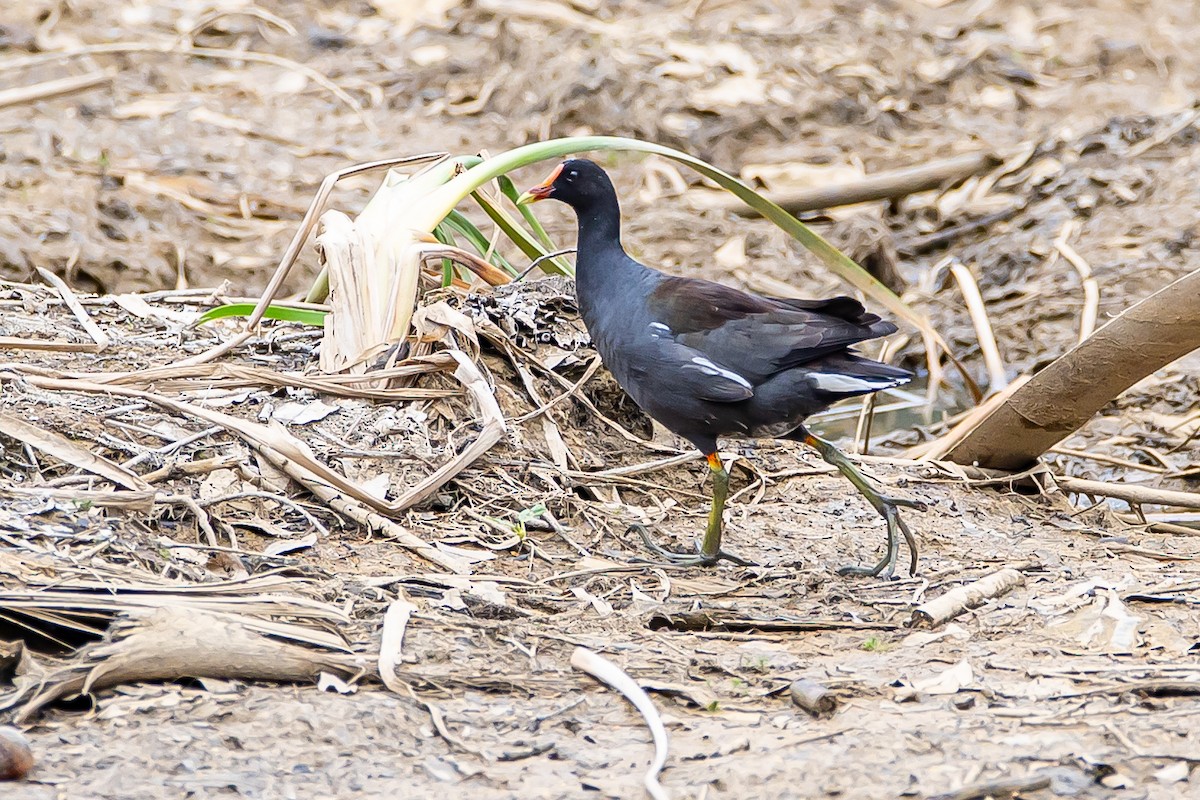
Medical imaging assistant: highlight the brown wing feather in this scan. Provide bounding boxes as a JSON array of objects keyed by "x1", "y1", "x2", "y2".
[{"x1": 646, "y1": 276, "x2": 895, "y2": 382}]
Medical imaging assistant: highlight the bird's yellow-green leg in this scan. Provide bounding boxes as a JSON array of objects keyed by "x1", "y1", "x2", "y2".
[
  {"x1": 699, "y1": 451, "x2": 729, "y2": 558},
  {"x1": 801, "y1": 430, "x2": 925, "y2": 578},
  {"x1": 627, "y1": 451, "x2": 752, "y2": 567}
]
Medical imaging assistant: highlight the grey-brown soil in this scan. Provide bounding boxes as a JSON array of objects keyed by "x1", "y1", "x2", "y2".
[{"x1": 1, "y1": 1, "x2": 1199, "y2": 798}]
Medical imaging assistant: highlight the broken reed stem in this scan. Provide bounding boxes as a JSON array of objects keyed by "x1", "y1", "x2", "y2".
[
  {"x1": 852, "y1": 338, "x2": 902, "y2": 455},
  {"x1": 910, "y1": 568, "x2": 1024, "y2": 628},
  {"x1": 948, "y1": 260, "x2": 1007, "y2": 392},
  {"x1": 249, "y1": 153, "x2": 446, "y2": 330},
  {"x1": 789, "y1": 679, "x2": 837, "y2": 717},
  {"x1": 1055, "y1": 476, "x2": 1200, "y2": 511},
  {"x1": 259, "y1": 444, "x2": 471, "y2": 575}
]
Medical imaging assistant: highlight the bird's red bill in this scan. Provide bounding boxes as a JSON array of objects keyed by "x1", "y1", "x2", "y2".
[{"x1": 522, "y1": 163, "x2": 564, "y2": 202}]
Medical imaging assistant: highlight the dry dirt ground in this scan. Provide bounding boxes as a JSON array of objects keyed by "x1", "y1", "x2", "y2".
[{"x1": 1, "y1": 0, "x2": 1200, "y2": 798}]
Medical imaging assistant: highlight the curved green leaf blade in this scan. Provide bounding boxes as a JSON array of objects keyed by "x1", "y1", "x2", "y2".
[
  {"x1": 471, "y1": 189, "x2": 573, "y2": 276},
  {"x1": 444, "y1": 210, "x2": 517, "y2": 276},
  {"x1": 496, "y1": 175, "x2": 558, "y2": 252},
  {"x1": 422, "y1": 136, "x2": 927, "y2": 335},
  {"x1": 197, "y1": 303, "x2": 327, "y2": 327}
]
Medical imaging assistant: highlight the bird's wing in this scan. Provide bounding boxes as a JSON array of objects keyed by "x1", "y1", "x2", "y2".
[
  {"x1": 645, "y1": 276, "x2": 896, "y2": 383},
  {"x1": 640, "y1": 323, "x2": 755, "y2": 403}
]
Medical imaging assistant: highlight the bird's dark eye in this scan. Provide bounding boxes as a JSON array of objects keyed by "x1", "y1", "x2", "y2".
[{"x1": 568, "y1": 170, "x2": 578, "y2": 179}]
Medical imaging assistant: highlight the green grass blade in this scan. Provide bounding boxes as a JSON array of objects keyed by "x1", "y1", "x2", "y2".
[
  {"x1": 444, "y1": 210, "x2": 517, "y2": 276},
  {"x1": 433, "y1": 222, "x2": 458, "y2": 287},
  {"x1": 471, "y1": 189, "x2": 573, "y2": 276},
  {"x1": 197, "y1": 303, "x2": 327, "y2": 327},
  {"x1": 497, "y1": 175, "x2": 557, "y2": 251}
]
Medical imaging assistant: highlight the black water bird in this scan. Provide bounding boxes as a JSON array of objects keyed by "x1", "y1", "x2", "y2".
[{"x1": 518, "y1": 159, "x2": 923, "y2": 577}]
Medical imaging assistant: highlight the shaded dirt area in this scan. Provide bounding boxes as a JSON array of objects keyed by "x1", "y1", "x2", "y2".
[{"x1": 1, "y1": 0, "x2": 1199, "y2": 798}]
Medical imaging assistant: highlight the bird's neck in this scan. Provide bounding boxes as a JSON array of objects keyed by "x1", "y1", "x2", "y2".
[
  {"x1": 573, "y1": 196, "x2": 633, "y2": 297},
  {"x1": 574, "y1": 198, "x2": 624, "y2": 259}
]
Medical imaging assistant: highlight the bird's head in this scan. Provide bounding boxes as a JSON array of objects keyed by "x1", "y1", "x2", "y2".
[{"x1": 517, "y1": 158, "x2": 615, "y2": 211}]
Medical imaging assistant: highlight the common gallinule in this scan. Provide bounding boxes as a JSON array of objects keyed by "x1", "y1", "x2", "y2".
[{"x1": 518, "y1": 159, "x2": 923, "y2": 577}]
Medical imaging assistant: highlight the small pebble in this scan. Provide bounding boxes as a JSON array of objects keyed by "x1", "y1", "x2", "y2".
[{"x1": 0, "y1": 727, "x2": 33, "y2": 781}]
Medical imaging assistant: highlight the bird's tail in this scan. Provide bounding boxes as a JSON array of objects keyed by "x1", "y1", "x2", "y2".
[{"x1": 807, "y1": 353, "x2": 912, "y2": 398}]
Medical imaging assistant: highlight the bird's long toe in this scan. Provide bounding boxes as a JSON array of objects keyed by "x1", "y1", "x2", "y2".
[
  {"x1": 626, "y1": 524, "x2": 753, "y2": 567},
  {"x1": 837, "y1": 497, "x2": 918, "y2": 579}
]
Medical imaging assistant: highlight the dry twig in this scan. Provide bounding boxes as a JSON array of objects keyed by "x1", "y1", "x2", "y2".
[
  {"x1": 0, "y1": 69, "x2": 114, "y2": 109},
  {"x1": 571, "y1": 647, "x2": 671, "y2": 800},
  {"x1": 926, "y1": 773, "x2": 1052, "y2": 800},
  {"x1": 948, "y1": 260, "x2": 1007, "y2": 391},
  {"x1": 0, "y1": 411, "x2": 149, "y2": 492},
  {"x1": 910, "y1": 568, "x2": 1024, "y2": 628},
  {"x1": 1052, "y1": 222, "x2": 1100, "y2": 342},
  {"x1": 1054, "y1": 476, "x2": 1200, "y2": 511},
  {"x1": 0, "y1": 42, "x2": 371, "y2": 129},
  {"x1": 696, "y1": 151, "x2": 1003, "y2": 216}
]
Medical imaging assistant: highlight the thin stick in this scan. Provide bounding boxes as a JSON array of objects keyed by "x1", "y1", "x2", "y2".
[
  {"x1": 200, "y1": 490, "x2": 331, "y2": 539},
  {"x1": 158, "y1": 494, "x2": 221, "y2": 548},
  {"x1": 0, "y1": 410, "x2": 147, "y2": 491},
  {"x1": 515, "y1": 355, "x2": 603, "y2": 422},
  {"x1": 290, "y1": 468, "x2": 470, "y2": 574},
  {"x1": 0, "y1": 69, "x2": 114, "y2": 109},
  {"x1": 36, "y1": 267, "x2": 110, "y2": 350},
  {"x1": 182, "y1": 8, "x2": 297, "y2": 40},
  {"x1": 853, "y1": 339, "x2": 900, "y2": 454},
  {"x1": 140, "y1": 454, "x2": 243, "y2": 484},
  {"x1": 1055, "y1": 476, "x2": 1200, "y2": 511},
  {"x1": 897, "y1": 203, "x2": 1025, "y2": 257},
  {"x1": 517, "y1": 248, "x2": 577, "y2": 281},
  {"x1": 571, "y1": 647, "x2": 670, "y2": 800},
  {"x1": 1053, "y1": 224, "x2": 1100, "y2": 342},
  {"x1": 927, "y1": 773, "x2": 1051, "y2": 800},
  {"x1": 1126, "y1": 107, "x2": 1200, "y2": 158},
  {"x1": 0, "y1": 337, "x2": 101, "y2": 353},
  {"x1": 574, "y1": 453, "x2": 697, "y2": 479},
  {"x1": 1048, "y1": 446, "x2": 1167, "y2": 474},
  {"x1": 948, "y1": 261, "x2": 1007, "y2": 391},
  {"x1": 699, "y1": 151, "x2": 1003, "y2": 216}
]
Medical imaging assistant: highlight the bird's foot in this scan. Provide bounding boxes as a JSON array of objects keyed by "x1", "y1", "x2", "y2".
[
  {"x1": 626, "y1": 524, "x2": 754, "y2": 567},
  {"x1": 836, "y1": 493, "x2": 925, "y2": 579}
]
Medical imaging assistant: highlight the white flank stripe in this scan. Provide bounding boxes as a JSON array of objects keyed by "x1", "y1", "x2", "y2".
[
  {"x1": 689, "y1": 356, "x2": 752, "y2": 389},
  {"x1": 812, "y1": 373, "x2": 905, "y2": 393}
]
